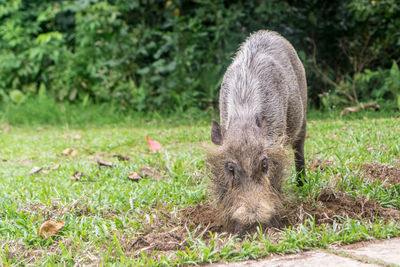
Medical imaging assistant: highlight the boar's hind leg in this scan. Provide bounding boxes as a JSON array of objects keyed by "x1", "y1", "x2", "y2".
[{"x1": 293, "y1": 120, "x2": 306, "y2": 187}]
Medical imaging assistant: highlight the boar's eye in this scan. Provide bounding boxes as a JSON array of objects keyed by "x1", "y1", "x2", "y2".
[
  {"x1": 261, "y1": 158, "x2": 269, "y2": 173},
  {"x1": 224, "y1": 162, "x2": 235, "y2": 176}
]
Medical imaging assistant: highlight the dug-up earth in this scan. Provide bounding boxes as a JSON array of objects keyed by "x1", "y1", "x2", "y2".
[
  {"x1": 129, "y1": 190, "x2": 400, "y2": 255},
  {"x1": 128, "y1": 160, "x2": 400, "y2": 256},
  {"x1": 361, "y1": 161, "x2": 400, "y2": 186}
]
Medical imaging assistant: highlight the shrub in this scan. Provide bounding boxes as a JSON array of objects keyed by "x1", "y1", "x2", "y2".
[{"x1": 0, "y1": 0, "x2": 399, "y2": 111}]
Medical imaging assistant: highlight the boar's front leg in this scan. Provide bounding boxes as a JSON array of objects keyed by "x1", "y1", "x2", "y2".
[{"x1": 293, "y1": 120, "x2": 306, "y2": 186}]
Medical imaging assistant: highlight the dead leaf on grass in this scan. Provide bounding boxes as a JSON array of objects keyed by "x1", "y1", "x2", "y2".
[
  {"x1": 140, "y1": 166, "x2": 166, "y2": 180},
  {"x1": 71, "y1": 171, "x2": 83, "y2": 180},
  {"x1": 97, "y1": 159, "x2": 113, "y2": 168},
  {"x1": 113, "y1": 154, "x2": 131, "y2": 161},
  {"x1": 128, "y1": 172, "x2": 141, "y2": 181},
  {"x1": 28, "y1": 166, "x2": 43, "y2": 175},
  {"x1": 71, "y1": 171, "x2": 92, "y2": 181},
  {"x1": 51, "y1": 164, "x2": 60, "y2": 170},
  {"x1": 28, "y1": 165, "x2": 61, "y2": 176},
  {"x1": 146, "y1": 135, "x2": 162, "y2": 152},
  {"x1": 62, "y1": 148, "x2": 78, "y2": 156},
  {"x1": 39, "y1": 220, "x2": 65, "y2": 238}
]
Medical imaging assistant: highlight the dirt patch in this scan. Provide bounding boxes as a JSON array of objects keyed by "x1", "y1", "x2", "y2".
[
  {"x1": 128, "y1": 191, "x2": 400, "y2": 254},
  {"x1": 129, "y1": 204, "x2": 223, "y2": 254},
  {"x1": 1, "y1": 238, "x2": 72, "y2": 265},
  {"x1": 181, "y1": 204, "x2": 223, "y2": 232},
  {"x1": 360, "y1": 162, "x2": 400, "y2": 186},
  {"x1": 283, "y1": 189, "x2": 400, "y2": 226},
  {"x1": 308, "y1": 158, "x2": 334, "y2": 171}
]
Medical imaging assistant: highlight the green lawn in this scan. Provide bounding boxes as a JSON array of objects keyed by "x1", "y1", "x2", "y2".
[{"x1": 1, "y1": 112, "x2": 400, "y2": 266}]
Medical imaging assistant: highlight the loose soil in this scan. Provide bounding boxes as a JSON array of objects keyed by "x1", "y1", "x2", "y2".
[
  {"x1": 128, "y1": 188, "x2": 400, "y2": 253},
  {"x1": 360, "y1": 162, "x2": 400, "y2": 186},
  {"x1": 129, "y1": 204, "x2": 223, "y2": 254},
  {"x1": 282, "y1": 188, "x2": 400, "y2": 226},
  {"x1": 308, "y1": 158, "x2": 334, "y2": 171}
]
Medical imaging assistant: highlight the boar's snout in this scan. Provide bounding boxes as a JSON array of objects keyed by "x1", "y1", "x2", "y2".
[{"x1": 228, "y1": 193, "x2": 277, "y2": 233}]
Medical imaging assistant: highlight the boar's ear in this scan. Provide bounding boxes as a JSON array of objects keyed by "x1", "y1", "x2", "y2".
[{"x1": 211, "y1": 120, "x2": 223, "y2": 145}]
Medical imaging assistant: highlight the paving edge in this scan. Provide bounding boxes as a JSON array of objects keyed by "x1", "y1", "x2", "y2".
[{"x1": 325, "y1": 249, "x2": 398, "y2": 267}]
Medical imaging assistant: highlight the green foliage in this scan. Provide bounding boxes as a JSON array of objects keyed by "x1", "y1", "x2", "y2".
[
  {"x1": 383, "y1": 61, "x2": 400, "y2": 110},
  {"x1": 0, "y1": 0, "x2": 399, "y2": 111},
  {"x1": 320, "y1": 61, "x2": 400, "y2": 110}
]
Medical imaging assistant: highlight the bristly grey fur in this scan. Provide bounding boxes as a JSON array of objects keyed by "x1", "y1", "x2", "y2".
[
  {"x1": 220, "y1": 30, "x2": 306, "y2": 145},
  {"x1": 209, "y1": 30, "x2": 307, "y2": 233}
]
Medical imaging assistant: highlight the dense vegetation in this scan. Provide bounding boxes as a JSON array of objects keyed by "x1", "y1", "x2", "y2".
[{"x1": 0, "y1": 0, "x2": 399, "y2": 112}]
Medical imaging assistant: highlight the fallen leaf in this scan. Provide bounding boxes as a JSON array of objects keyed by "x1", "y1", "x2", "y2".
[
  {"x1": 28, "y1": 166, "x2": 43, "y2": 175},
  {"x1": 51, "y1": 164, "x2": 60, "y2": 170},
  {"x1": 97, "y1": 159, "x2": 113, "y2": 168},
  {"x1": 128, "y1": 172, "x2": 141, "y2": 181},
  {"x1": 113, "y1": 154, "x2": 131, "y2": 161},
  {"x1": 146, "y1": 135, "x2": 162, "y2": 152},
  {"x1": 39, "y1": 220, "x2": 65, "y2": 238},
  {"x1": 62, "y1": 148, "x2": 78, "y2": 156},
  {"x1": 330, "y1": 134, "x2": 339, "y2": 139},
  {"x1": 62, "y1": 148, "x2": 73, "y2": 155},
  {"x1": 71, "y1": 171, "x2": 83, "y2": 180},
  {"x1": 71, "y1": 171, "x2": 92, "y2": 182},
  {"x1": 140, "y1": 166, "x2": 165, "y2": 180}
]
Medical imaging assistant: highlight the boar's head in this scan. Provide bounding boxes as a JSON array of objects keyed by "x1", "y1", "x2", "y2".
[{"x1": 208, "y1": 119, "x2": 287, "y2": 233}]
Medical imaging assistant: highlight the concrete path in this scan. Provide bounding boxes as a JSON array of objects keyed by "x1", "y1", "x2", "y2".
[{"x1": 210, "y1": 237, "x2": 400, "y2": 266}]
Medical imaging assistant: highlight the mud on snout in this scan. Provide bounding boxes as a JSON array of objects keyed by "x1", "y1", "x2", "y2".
[{"x1": 207, "y1": 144, "x2": 289, "y2": 234}]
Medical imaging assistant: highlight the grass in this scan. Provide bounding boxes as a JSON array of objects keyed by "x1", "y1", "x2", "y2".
[{"x1": 0, "y1": 100, "x2": 400, "y2": 266}]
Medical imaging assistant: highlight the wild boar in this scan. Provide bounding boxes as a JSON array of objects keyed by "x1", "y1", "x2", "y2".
[{"x1": 208, "y1": 30, "x2": 307, "y2": 233}]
